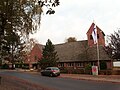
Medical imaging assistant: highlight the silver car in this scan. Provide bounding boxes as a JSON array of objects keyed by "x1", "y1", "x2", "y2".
[{"x1": 41, "y1": 67, "x2": 60, "y2": 77}]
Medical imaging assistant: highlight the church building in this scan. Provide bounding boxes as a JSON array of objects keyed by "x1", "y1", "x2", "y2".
[
  {"x1": 25, "y1": 23, "x2": 112, "y2": 71},
  {"x1": 55, "y1": 23, "x2": 112, "y2": 71}
]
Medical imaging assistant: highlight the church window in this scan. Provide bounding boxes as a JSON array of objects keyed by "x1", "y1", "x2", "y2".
[{"x1": 90, "y1": 35, "x2": 93, "y2": 40}]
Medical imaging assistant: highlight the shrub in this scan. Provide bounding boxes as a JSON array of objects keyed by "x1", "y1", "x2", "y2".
[
  {"x1": 1, "y1": 64, "x2": 9, "y2": 69},
  {"x1": 60, "y1": 68, "x2": 68, "y2": 73},
  {"x1": 85, "y1": 64, "x2": 92, "y2": 74}
]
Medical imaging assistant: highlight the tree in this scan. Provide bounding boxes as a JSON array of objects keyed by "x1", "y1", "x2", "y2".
[
  {"x1": 0, "y1": 0, "x2": 60, "y2": 39},
  {"x1": 38, "y1": 39, "x2": 59, "y2": 69},
  {"x1": 4, "y1": 31, "x2": 25, "y2": 68},
  {"x1": 23, "y1": 38, "x2": 38, "y2": 54},
  {"x1": 65, "y1": 37, "x2": 77, "y2": 43},
  {"x1": 0, "y1": 0, "x2": 60, "y2": 64},
  {"x1": 105, "y1": 29, "x2": 120, "y2": 60}
]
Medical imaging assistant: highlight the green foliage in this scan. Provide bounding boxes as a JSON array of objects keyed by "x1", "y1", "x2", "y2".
[
  {"x1": 100, "y1": 61, "x2": 107, "y2": 70},
  {"x1": 66, "y1": 37, "x2": 77, "y2": 43},
  {"x1": 15, "y1": 63, "x2": 23, "y2": 68},
  {"x1": 85, "y1": 64, "x2": 92, "y2": 70},
  {"x1": 38, "y1": 39, "x2": 59, "y2": 69},
  {"x1": 1, "y1": 63, "x2": 9, "y2": 69},
  {"x1": 38, "y1": 0, "x2": 60, "y2": 15},
  {"x1": 22, "y1": 64, "x2": 29, "y2": 69}
]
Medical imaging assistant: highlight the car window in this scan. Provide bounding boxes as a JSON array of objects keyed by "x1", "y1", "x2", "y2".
[
  {"x1": 46, "y1": 68, "x2": 51, "y2": 70},
  {"x1": 52, "y1": 68, "x2": 59, "y2": 70}
]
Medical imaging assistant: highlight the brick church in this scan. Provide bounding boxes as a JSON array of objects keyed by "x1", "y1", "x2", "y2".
[{"x1": 25, "y1": 23, "x2": 112, "y2": 71}]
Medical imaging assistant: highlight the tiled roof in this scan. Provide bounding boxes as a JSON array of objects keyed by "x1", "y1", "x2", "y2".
[
  {"x1": 55, "y1": 40, "x2": 111, "y2": 62},
  {"x1": 36, "y1": 43, "x2": 44, "y2": 51},
  {"x1": 87, "y1": 45, "x2": 111, "y2": 61},
  {"x1": 55, "y1": 40, "x2": 88, "y2": 62}
]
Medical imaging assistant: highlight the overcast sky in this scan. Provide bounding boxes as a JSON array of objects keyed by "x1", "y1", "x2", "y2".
[{"x1": 30, "y1": 0, "x2": 120, "y2": 45}]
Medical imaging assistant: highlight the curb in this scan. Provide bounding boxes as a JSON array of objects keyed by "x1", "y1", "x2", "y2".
[{"x1": 59, "y1": 75, "x2": 120, "y2": 84}]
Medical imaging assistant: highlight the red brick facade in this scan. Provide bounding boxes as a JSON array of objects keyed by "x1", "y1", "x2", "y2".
[{"x1": 25, "y1": 44, "x2": 42, "y2": 69}]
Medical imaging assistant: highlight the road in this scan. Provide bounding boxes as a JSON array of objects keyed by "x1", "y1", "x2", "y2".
[{"x1": 0, "y1": 70, "x2": 120, "y2": 90}]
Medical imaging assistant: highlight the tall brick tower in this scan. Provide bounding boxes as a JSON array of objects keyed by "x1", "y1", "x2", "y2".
[{"x1": 86, "y1": 23, "x2": 105, "y2": 47}]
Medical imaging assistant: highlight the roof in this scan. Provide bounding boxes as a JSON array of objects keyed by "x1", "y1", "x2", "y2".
[
  {"x1": 55, "y1": 40, "x2": 88, "y2": 62},
  {"x1": 36, "y1": 44, "x2": 44, "y2": 51},
  {"x1": 55, "y1": 41, "x2": 111, "y2": 62},
  {"x1": 29, "y1": 43, "x2": 44, "y2": 55},
  {"x1": 87, "y1": 45, "x2": 111, "y2": 61}
]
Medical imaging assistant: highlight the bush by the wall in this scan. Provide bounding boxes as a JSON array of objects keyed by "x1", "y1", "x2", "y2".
[
  {"x1": 1, "y1": 64, "x2": 9, "y2": 69},
  {"x1": 15, "y1": 64, "x2": 22, "y2": 68},
  {"x1": 85, "y1": 64, "x2": 92, "y2": 74}
]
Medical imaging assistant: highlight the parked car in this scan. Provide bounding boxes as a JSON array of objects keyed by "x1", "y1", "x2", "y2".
[{"x1": 41, "y1": 67, "x2": 60, "y2": 77}]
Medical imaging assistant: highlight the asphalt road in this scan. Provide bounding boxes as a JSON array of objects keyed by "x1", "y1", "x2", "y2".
[{"x1": 0, "y1": 70, "x2": 120, "y2": 90}]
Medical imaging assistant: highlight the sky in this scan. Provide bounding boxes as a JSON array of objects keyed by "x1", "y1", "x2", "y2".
[{"x1": 30, "y1": 0, "x2": 120, "y2": 45}]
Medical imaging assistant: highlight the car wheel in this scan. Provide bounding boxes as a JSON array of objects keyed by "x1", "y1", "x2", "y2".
[
  {"x1": 49, "y1": 73, "x2": 53, "y2": 77},
  {"x1": 57, "y1": 74, "x2": 60, "y2": 76},
  {"x1": 41, "y1": 73, "x2": 44, "y2": 76}
]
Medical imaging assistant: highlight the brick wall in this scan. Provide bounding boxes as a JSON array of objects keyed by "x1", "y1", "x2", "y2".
[
  {"x1": 25, "y1": 44, "x2": 42, "y2": 67},
  {"x1": 87, "y1": 23, "x2": 105, "y2": 47}
]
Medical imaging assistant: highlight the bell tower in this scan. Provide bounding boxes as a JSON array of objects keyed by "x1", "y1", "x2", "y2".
[{"x1": 86, "y1": 23, "x2": 105, "y2": 47}]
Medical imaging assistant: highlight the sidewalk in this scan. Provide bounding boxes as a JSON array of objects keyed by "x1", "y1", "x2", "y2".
[
  {"x1": 60, "y1": 74, "x2": 120, "y2": 83},
  {"x1": 21, "y1": 70, "x2": 120, "y2": 83}
]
